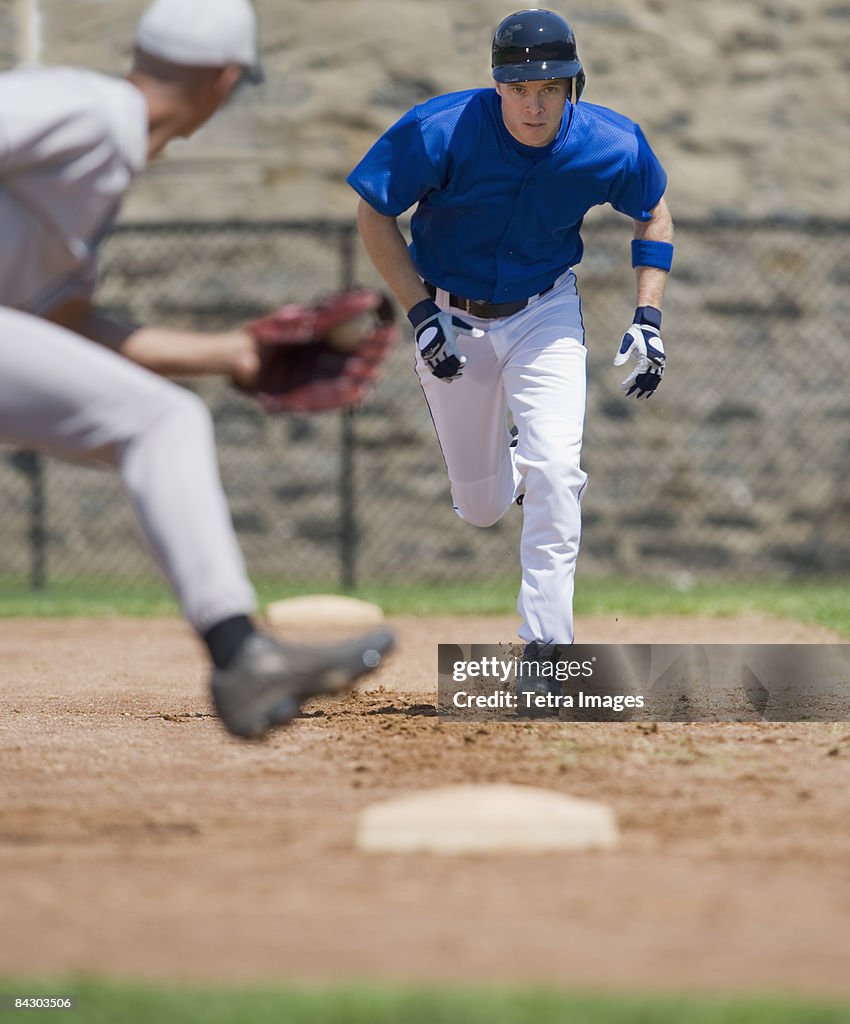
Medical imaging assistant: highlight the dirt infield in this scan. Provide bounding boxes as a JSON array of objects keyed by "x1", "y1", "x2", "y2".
[{"x1": 2, "y1": 614, "x2": 849, "y2": 997}]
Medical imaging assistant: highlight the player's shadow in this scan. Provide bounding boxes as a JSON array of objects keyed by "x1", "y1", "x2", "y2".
[{"x1": 365, "y1": 703, "x2": 439, "y2": 717}]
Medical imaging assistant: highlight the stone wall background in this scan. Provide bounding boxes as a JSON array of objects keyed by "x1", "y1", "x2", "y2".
[
  {"x1": 1, "y1": 0, "x2": 848, "y2": 221},
  {"x1": 1, "y1": 219, "x2": 846, "y2": 588}
]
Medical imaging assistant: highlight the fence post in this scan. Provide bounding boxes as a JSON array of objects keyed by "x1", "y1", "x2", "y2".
[
  {"x1": 340, "y1": 409, "x2": 357, "y2": 590},
  {"x1": 338, "y1": 224, "x2": 358, "y2": 590},
  {"x1": 10, "y1": 450, "x2": 47, "y2": 591}
]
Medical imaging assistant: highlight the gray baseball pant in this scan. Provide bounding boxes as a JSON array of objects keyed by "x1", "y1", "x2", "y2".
[{"x1": 0, "y1": 306, "x2": 256, "y2": 632}]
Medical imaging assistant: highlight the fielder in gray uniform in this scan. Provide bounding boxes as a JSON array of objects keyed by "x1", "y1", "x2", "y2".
[{"x1": 0, "y1": 0, "x2": 393, "y2": 739}]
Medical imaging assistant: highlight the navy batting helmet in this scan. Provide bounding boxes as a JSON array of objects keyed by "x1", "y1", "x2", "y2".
[{"x1": 491, "y1": 9, "x2": 586, "y2": 99}]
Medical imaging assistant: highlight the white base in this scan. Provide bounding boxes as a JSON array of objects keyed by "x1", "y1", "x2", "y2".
[
  {"x1": 265, "y1": 594, "x2": 385, "y2": 630},
  {"x1": 356, "y1": 783, "x2": 619, "y2": 854}
]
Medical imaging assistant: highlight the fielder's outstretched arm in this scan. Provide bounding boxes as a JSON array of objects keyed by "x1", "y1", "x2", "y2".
[
  {"x1": 46, "y1": 288, "x2": 395, "y2": 403},
  {"x1": 355, "y1": 199, "x2": 430, "y2": 312},
  {"x1": 632, "y1": 197, "x2": 674, "y2": 311},
  {"x1": 47, "y1": 296, "x2": 259, "y2": 387}
]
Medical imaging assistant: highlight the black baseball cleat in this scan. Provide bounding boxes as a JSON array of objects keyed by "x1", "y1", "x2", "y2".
[
  {"x1": 515, "y1": 641, "x2": 568, "y2": 719},
  {"x1": 211, "y1": 629, "x2": 394, "y2": 739}
]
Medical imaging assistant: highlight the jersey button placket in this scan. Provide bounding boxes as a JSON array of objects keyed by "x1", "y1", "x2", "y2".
[{"x1": 497, "y1": 173, "x2": 533, "y2": 295}]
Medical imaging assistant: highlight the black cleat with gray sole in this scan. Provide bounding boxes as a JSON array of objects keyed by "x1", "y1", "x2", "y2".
[
  {"x1": 515, "y1": 641, "x2": 569, "y2": 719},
  {"x1": 211, "y1": 629, "x2": 394, "y2": 739}
]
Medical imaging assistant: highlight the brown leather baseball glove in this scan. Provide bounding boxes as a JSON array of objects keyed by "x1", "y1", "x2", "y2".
[{"x1": 241, "y1": 289, "x2": 398, "y2": 414}]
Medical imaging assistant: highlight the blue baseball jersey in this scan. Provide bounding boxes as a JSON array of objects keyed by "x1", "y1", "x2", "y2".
[{"x1": 347, "y1": 88, "x2": 667, "y2": 303}]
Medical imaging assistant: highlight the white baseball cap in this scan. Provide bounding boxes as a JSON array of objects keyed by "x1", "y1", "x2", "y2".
[{"x1": 135, "y1": 0, "x2": 263, "y2": 81}]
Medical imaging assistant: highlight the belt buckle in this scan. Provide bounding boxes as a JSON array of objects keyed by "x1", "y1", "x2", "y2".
[{"x1": 462, "y1": 297, "x2": 474, "y2": 315}]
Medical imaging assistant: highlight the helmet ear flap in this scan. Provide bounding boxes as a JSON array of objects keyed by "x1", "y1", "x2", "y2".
[{"x1": 573, "y1": 69, "x2": 586, "y2": 102}]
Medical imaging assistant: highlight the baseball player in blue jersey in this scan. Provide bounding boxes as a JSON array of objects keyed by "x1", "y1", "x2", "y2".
[
  {"x1": 348, "y1": 9, "x2": 673, "y2": 711},
  {"x1": 0, "y1": 0, "x2": 393, "y2": 739}
]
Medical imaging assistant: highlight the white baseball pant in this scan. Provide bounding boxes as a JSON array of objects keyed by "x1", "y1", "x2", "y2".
[
  {"x1": 416, "y1": 271, "x2": 587, "y2": 644},
  {"x1": 0, "y1": 307, "x2": 256, "y2": 632}
]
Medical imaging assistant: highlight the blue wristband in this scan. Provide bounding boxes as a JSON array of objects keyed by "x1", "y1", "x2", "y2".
[{"x1": 631, "y1": 239, "x2": 674, "y2": 271}]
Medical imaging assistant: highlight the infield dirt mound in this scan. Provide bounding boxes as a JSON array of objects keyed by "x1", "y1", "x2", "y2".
[{"x1": 1, "y1": 614, "x2": 849, "y2": 995}]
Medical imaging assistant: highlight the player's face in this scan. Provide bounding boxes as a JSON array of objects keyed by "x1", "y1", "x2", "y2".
[{"x1": 495, "y1": 79, "x2": 569, "y2": 147}]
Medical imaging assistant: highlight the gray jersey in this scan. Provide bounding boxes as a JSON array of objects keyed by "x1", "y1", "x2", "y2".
[
  {"x1": 0, "y1": 66, "x2": 147, "y2": 316},
  {"x1": 0, "y1": 65, "x2": 256, "y2": 632}
]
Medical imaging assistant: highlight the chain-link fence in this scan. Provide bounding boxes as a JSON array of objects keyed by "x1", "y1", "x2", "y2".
[{"x1": 1, "y1": 217, "x2": 848, "y2": 595}]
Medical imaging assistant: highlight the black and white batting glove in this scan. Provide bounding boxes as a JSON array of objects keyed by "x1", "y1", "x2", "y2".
[
  {"x1": 613, "y1": 305, "x2": 666, "y2": 400},
  {"x1": 407, "y1": 298, "x2": 481, "y2": 382}
]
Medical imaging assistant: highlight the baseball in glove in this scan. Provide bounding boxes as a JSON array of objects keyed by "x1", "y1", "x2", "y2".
[{"x1": 241, "y1": 289, "x2": 398, "y2": 414}]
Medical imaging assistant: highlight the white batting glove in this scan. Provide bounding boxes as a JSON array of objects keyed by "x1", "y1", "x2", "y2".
[
  {"x1": 407, "y1": 298, "x2": 482, "y2": 382},
  {"x1": 613, "y1": 306, "x2": 666, "y2": 400}
]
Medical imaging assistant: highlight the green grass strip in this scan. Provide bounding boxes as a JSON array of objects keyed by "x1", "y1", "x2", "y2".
[
  {"x1": 0, "y1": 576, "x2": 847, "y2": 638},
  {"x1": 572, "y1": 579, "x2": 850, "y2": 638},
  {"x1": 2, "y1": 978, "x2": 849, "y2": 1024},
  {"x1": 0, "y1": 577, "x2": 179, "y2": 618}
]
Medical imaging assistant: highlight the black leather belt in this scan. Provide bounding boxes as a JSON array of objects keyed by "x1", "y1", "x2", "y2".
[{"x1": 424, "y1": 280, "x2": 554, "y2": 320}]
